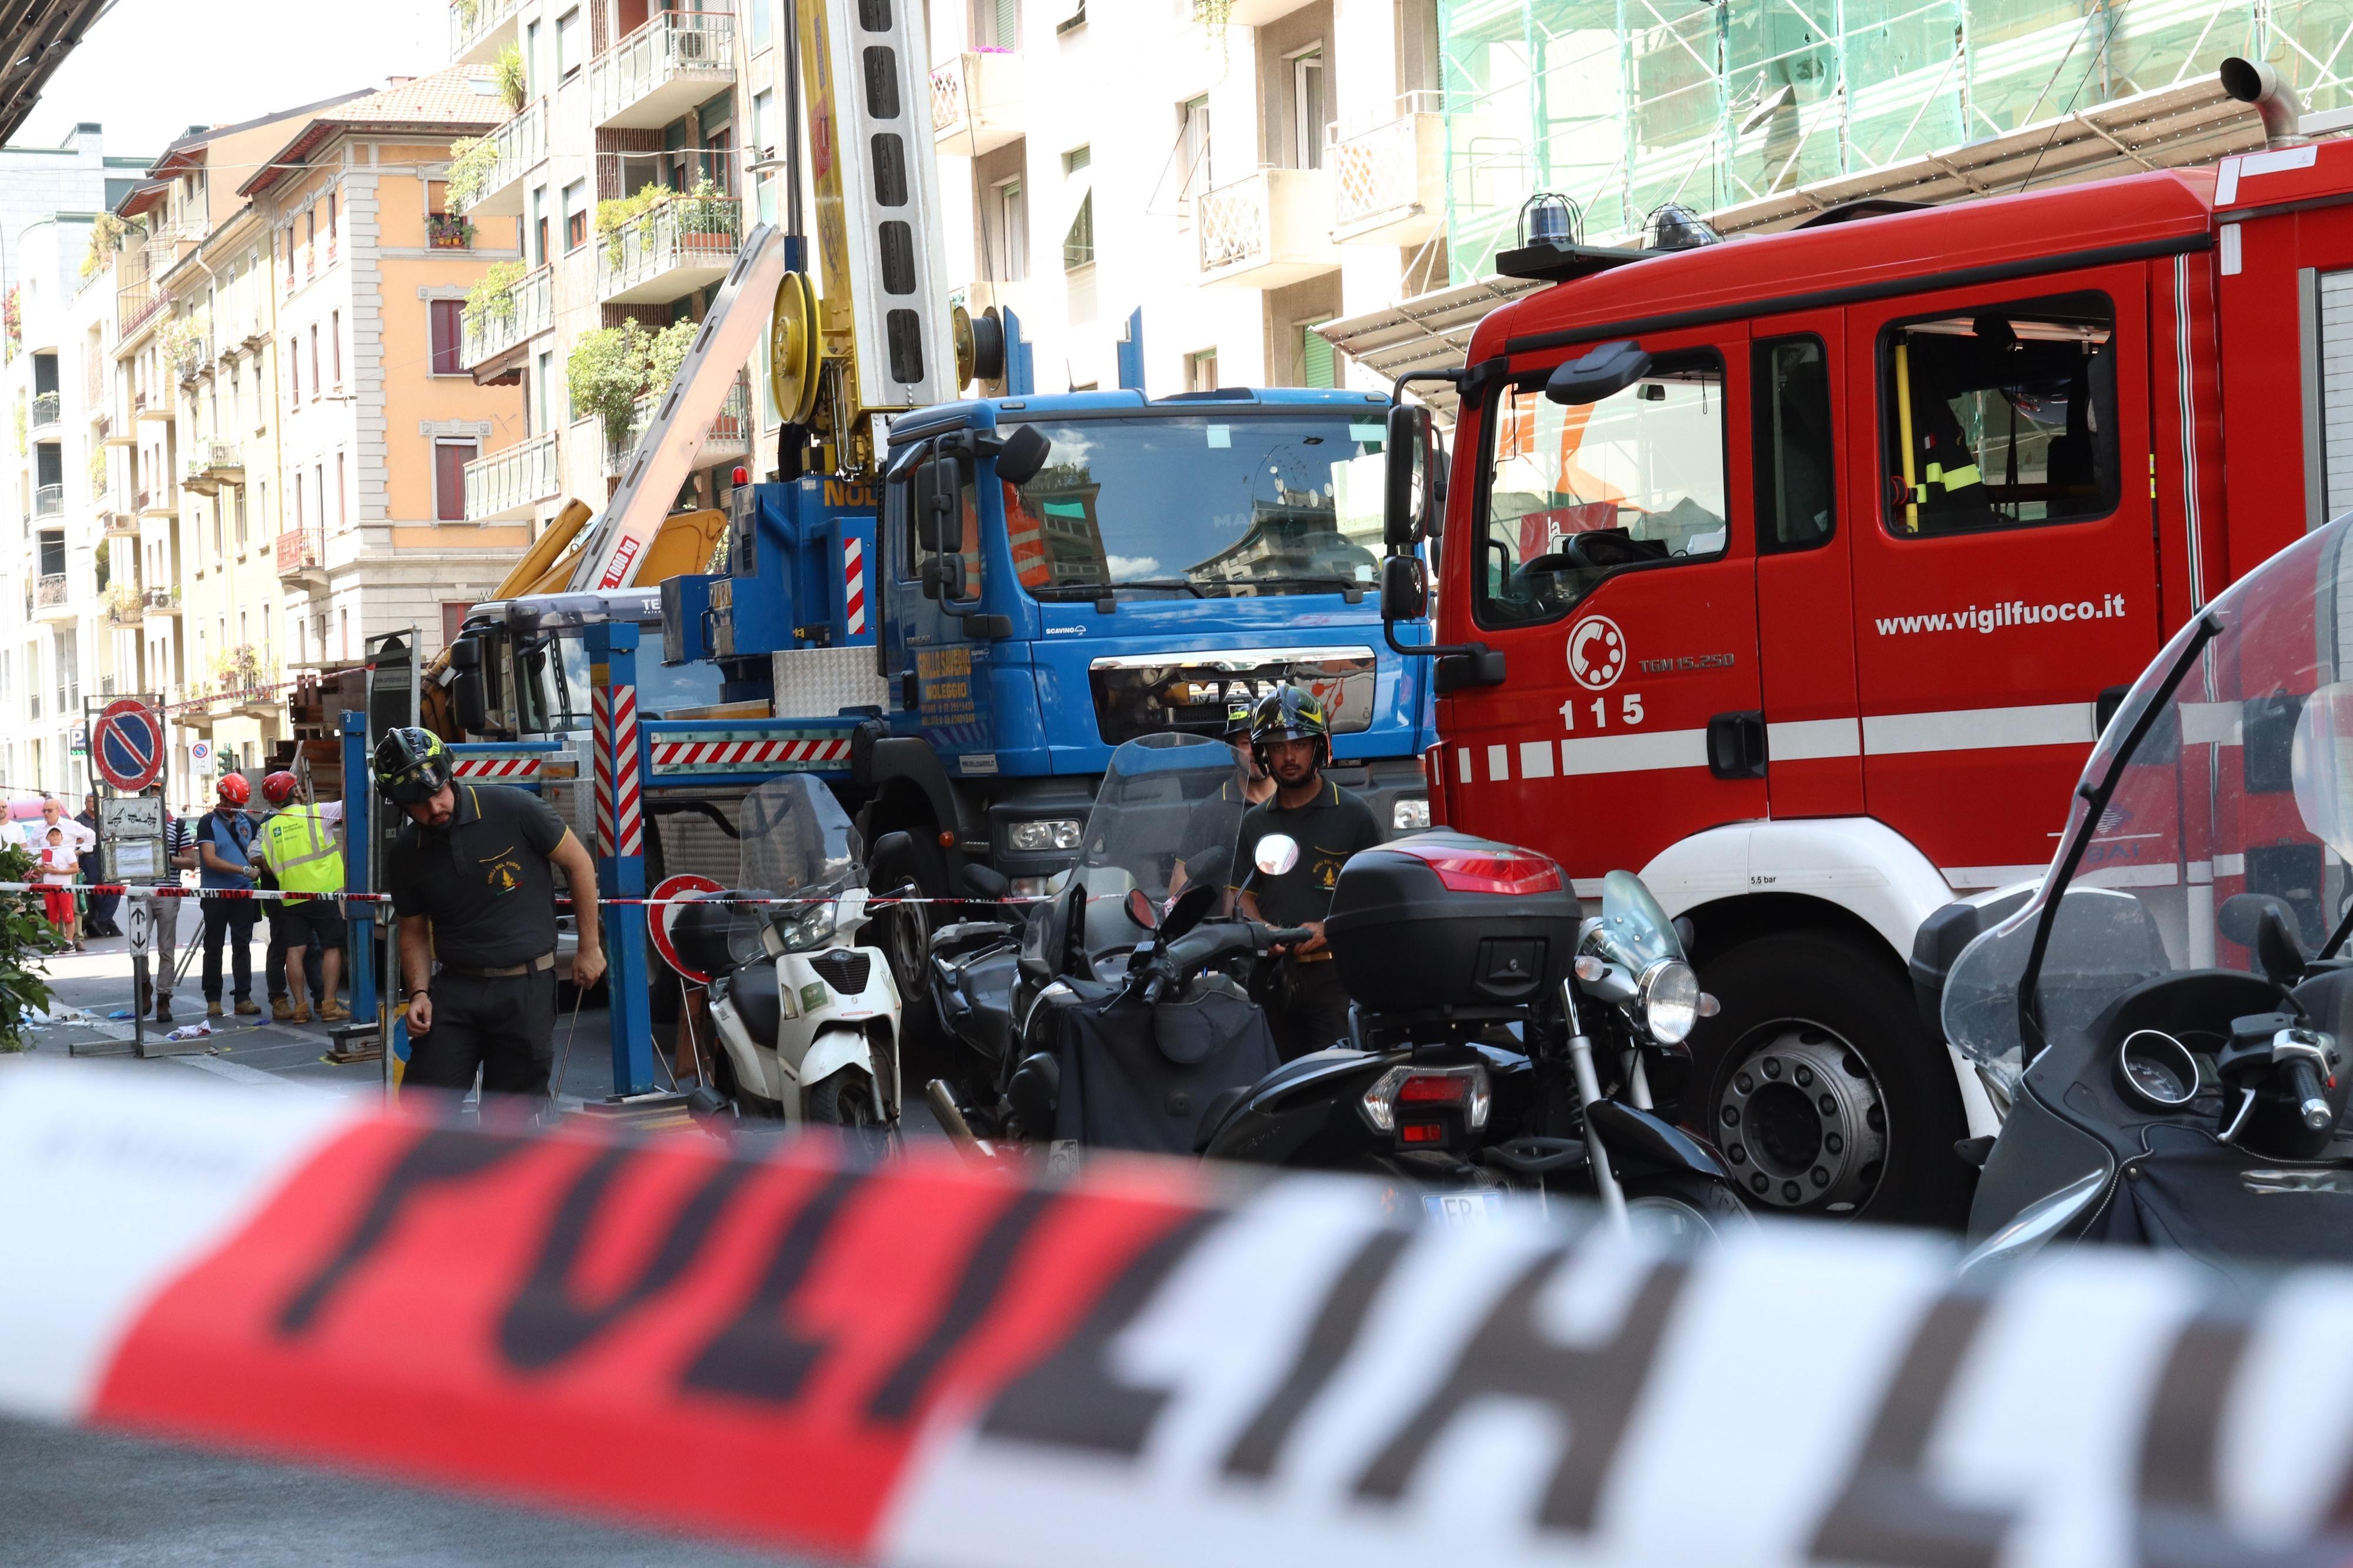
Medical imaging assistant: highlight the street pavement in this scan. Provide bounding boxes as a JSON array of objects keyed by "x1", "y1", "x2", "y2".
[
  {"x1": 0, "y1": 1416, "x2": 779, "y2": 1567},
  {"x1": 2, "y1": 904, "x2": 901, "y2": 1566}
]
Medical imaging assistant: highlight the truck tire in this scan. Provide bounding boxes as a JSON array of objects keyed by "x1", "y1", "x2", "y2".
[{"x1": 1687, "y1": 931, "x2": 1972, "y2": 1230}]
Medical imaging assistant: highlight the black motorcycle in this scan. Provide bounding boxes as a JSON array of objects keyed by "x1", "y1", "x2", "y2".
[
  {"x1": 923, "y1": 732, "x2": 1311, "y2": 1160},
  {"x1": 1923, "y1": 518, "x2": 2353, "y2": 1280},
  {"x1": 1200, "y1": 838, "x2": 1748, "y2": 1239}
]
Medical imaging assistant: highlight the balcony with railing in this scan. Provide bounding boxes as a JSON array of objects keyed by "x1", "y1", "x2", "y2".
[
  {"x1": 462, "y1": 100, "x2": 544, "y2": 219},
  {"x1": 590, "y1": 9, "x2": 735, "y2": 131},
  {"x1": 605, "y1": 374, "x2": 749, "y2": 476},
  {"x1": 1328, "y1": 97, "x2": 1445, "y2": 246},
  {"x1": 32, "y1": 572, "x2": 69, "y2": 621},
  {"x1": 275, "y1": 526, "x2": 325, "y2": 583},
  {"x1": 104, "y1": 582, "x2": 141, "y2": 628},
  {"x1": 598, "y1": 196, "x2": 742, "y2": 304},
  {"x1": 29, "y1": 390, "x2": 59, "y2": 431},
  {"x1": 1197, "y1": 167, "x2": 1342, "y2": 288},
  {"x1": 930, "y1": 51, "x2": 1024, "y2": 155},
  {"x1": 461, "y1": 264, "x2": 553, "y2": 372},
  {"x1": 118, "y1": 286, "x2": 161, "y2": 339},
  {"x1": 464, "y1": 430, "x2": 559, "y2": 522},
  {"x1": 33, "y1": 483, "x2": 62, "y2": 519},
  {"x1": 182, "y1": 438, "x2": 243, "y2": 496},
  {"x1": 143, "y1": 586, "x2": 179, "y2": 617},
  {"x1": 103, "y1": 509, "x2": 135, "y2": 538},
  {"x1": 449, "y1": 0, "x2": 520, "y2": 64}
]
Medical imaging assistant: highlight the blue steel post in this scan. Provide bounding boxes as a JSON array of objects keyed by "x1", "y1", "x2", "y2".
[
  {"x1": 339, "y1": 710, "x2": 375, "y2": 1019},
  {"x1": 586, "y1": 621, "x2": 656, "y2": 1097}
]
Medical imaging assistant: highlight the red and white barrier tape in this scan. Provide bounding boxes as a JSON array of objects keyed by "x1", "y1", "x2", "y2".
[
  {"x1": 0, "y1": 884, "x2": 1030, "y2": 908},
  {"x1": 0, "y1": 883, "x2": 391, "y2": 902},
  {"x1": 2, "y1": 1060, "x2": 2350, "y2": 1567}
]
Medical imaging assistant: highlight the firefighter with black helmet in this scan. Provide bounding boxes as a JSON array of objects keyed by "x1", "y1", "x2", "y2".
[
  {"x1": 375, "y1": 726, "x2": 605, "y2": 1113},
  {"x1": 1230, "y1": 685, "x2": 1379, "y2": 1059}
]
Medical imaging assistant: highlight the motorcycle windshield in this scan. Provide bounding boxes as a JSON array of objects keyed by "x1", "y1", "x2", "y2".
[
  {"x1": 1072, "y1": 732, "x2": 1248, "y2": 950},
  {"x1": 738, "y1": 775, "x2": 863, "y2": 898},
  {"x1": 1942, "y1": 518, "x2": 2353, "y2": 1102},
  {"x1": 1589, "y1": 868, "x2": 1687, "y2": 970}
]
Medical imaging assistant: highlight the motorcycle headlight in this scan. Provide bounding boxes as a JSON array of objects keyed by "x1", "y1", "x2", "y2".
[
  {"x1": 1635, "y1": 958, "x2": 1701, "y2": 1046},
  {"x1": 1392, "y1": 796, "x2": 1431, "y2": 832},
  {"x1": 784, "y1": 902, "x2": 838, "y2": 949},
  {"x1": 1009, "y1": 818, "x2": 1084, "y2": 853}
]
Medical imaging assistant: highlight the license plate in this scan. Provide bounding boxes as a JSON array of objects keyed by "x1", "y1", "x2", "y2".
[{"x1": 1422, "y1": 1190, "x2": 1507, "y2": 1227}]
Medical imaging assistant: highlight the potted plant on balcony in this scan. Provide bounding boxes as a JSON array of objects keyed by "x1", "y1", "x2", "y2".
[
  {"x1": 462, "y1": 259, "x2": 526, "y2": 338},
  {"x1": 596, "y1": 182, "x2": 672, "y2": 270},
  {"x1": 81, "y1": 212, "x2": 127, "y2": 282},
  {"x1": 445, "y1": 135, "x2": 496, "y2": 216},
  {"x1": 674, "y1": 177, "x2": 734, "y2": 257},
  {"x1": 571, "y1": 321, "x2": 654, "y2": 449},
  {"x1": 494, "y1": 39, "x2": 527, "y2": 114},
  {"x1": 104, "y1": 578, "x2": 140, "y2": 627},
  {"x1": 428, "y1": 212, "x2": 475, "y2": 249}
]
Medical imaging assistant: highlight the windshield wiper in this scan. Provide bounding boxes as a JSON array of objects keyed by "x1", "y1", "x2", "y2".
[{"x1": 1032, "y1": 578, "x2": 1214, "y2": 599}]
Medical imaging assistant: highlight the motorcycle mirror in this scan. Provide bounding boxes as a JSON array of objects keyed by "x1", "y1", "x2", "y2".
[
  {"x1": 1125, "y1": 886, "x2": 1161, "y2": 933},
  {"x1": 1254, "y1": 833, "x2": 1301, "y2": 877},
  {"x1": 2218, "y1": 892, "x2": 2309, "y2": 985},
  {"x1": 1160, "y1": 880, "x2": 1218, "y2": 945}
]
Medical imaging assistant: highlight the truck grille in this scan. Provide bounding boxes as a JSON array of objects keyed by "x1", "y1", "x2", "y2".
[{"x1": 811, "y1": 950, "x2": 872, "y2": 995}]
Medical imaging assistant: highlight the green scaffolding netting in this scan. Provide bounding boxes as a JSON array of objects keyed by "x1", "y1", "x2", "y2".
[{"x1": 1441, "y1": 0, "x2": 2353, "y2": 279}]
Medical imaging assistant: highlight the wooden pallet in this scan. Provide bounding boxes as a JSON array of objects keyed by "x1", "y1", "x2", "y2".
[{"x1": 325, "y1": 1021, "x2": 382, "y2": 1063}]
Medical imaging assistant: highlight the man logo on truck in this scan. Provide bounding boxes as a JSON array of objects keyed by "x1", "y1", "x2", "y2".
[{"x1": 1568, "y1": 615, "x2": 1627, "y2": 690}]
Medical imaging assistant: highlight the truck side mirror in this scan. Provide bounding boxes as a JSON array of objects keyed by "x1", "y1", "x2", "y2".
[
  {"x1": 446, "y1": 634, "x2": 481, "y2": 671},
  {"x1": 1379, "y1": 554, "x2": 1428, "y2": 623},
  {"x1": 453, "y1": 667, "x2": 490, "y2": 736},
  {"x1": 1384, "y1": 402, "x2": 1429, "y2": 551},
  {"x1": 995, "y1": 423, "x2": 1051, "y2": 486},
  {"x1": 916, "y1": 452, "x2": 968, "y2": 556},
  {"x1": 921, "y1": 555, "x2": 967, "y2": 602},
  {"x1": 1546, "y1": 339, "x2": 1651, "y2": 406}
]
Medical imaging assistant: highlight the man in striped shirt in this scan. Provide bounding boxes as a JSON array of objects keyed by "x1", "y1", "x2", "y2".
[{"x1": 136, "y1": 811, "x2": 195, "y2": 1023}]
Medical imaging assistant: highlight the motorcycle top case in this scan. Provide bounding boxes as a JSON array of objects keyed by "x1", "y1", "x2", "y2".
[{"x1": 1325, "y1": 831, "x2": 1582, "y2": 1014}]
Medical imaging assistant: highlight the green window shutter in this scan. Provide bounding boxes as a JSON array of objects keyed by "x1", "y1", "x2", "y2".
[{"x1": 1300, "y1": 320, "x2": 1335, "y2": 388}]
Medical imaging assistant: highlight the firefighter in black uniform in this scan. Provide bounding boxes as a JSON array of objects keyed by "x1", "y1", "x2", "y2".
[
  {"x1": 376, "y1": 726, "x2": 606, "y2": 1112},
  {"x1": 1230, "y1": 686, "x2": 1379, "y2": 1059}
]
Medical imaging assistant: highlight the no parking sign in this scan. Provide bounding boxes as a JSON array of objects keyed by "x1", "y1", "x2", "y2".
[{"x1": 91, "y1": 700, "x2": 164, "y2": 793}]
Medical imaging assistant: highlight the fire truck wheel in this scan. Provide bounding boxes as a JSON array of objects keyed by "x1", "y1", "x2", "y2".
[{"x1": 1687, "y1": 931, "x2": 1972, "y2": 1229}]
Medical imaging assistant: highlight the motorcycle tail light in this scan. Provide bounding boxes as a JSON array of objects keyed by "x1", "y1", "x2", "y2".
[
  {"x1": 1381, "y1": 841, "x2": 1564, "y2": 896},
  {"x1": 1360, "y1": 1063, "x2": 1491, "y2": 1135}
]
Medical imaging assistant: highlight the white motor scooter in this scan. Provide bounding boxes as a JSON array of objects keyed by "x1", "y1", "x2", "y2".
[{"x1": 666, "y1": 776, "x2": 902, "y2": 1129}]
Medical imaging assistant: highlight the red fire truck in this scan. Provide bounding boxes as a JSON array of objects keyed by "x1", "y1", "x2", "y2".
[{"x1": 1378, "y1": 71, "x2": 2353, "y2": 1226}]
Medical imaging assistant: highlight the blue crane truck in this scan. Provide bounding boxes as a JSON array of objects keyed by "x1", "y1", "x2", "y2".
[{"x1": 655, "y1": 383, "x2": 1438, "y2": 986}]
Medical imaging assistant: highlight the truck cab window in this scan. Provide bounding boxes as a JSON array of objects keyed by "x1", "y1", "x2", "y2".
[
  {"x1": 1755, "y1": 336, "x2": 1834, "y2": 553},
  {"x1": 1474, "y1": 349, "x2": 1728, "y2": 630},
  {"x1": 1881, "y1": 292, "x2": 2117, "y2": 536}
]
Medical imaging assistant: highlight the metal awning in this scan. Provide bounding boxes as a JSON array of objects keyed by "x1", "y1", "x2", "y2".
[
  {"x1": 0, "y1": 0, "x2": 109, "y2": 146},
  {"x1": 1319, "y1": 73, "x2": 2262, "y2": 418}
]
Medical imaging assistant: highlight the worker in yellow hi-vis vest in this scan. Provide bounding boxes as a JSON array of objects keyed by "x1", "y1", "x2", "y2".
[{"x1": 256, "y1": 770, "x2": 349, "y2": 1025}]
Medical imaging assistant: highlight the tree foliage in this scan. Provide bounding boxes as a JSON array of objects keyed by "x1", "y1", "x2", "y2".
[{"x1": 0, "y1": 842, "x2": 58, "y2": 1052}]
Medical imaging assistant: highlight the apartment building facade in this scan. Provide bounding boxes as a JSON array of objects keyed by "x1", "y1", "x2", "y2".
[
  {"x1": 925, "y1": 0, "x2": 1442, "y2": 398},
  {"x1": 448, "y1": 0, "x2": 769, "y2": 541},
  {"x1": 236, "y1": 66, "x2": 528, "y2": 688},
  {"x1": 0, "y1": 212, "x2": 104, "y2": 800},
  {"x1": 0, "y1": 124, "x2": 156, "y2": 803}
]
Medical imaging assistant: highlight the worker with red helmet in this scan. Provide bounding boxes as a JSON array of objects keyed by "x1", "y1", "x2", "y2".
[
  {"x1": 256, "y1": 768, "x2": 347, "y2": 1025},
  {"x1": 193, "y1": 772, "x2": 262, "y2": 1017},
  {"x1": 257, "y1": 769, "x2": 336, "y2": 1021}
]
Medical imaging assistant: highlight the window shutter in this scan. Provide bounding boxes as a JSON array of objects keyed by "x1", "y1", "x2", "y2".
[{"x1": 1300, "y1": 320, "x2": 1335, "y2": 389}]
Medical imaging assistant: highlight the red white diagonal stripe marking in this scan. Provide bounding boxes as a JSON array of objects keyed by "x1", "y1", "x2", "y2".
[{"x1": 845, "y1": 536, "x2": 868, "y2": 636}]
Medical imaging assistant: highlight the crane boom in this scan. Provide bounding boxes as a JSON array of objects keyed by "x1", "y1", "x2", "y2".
[{"x1": 562, "y1": 225, "x2": 791, "y2": 591}]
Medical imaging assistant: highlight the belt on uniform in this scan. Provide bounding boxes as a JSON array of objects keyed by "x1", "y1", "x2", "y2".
[{"x1": 441, "y1": 952, "x2": 557, "y2": 979}]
